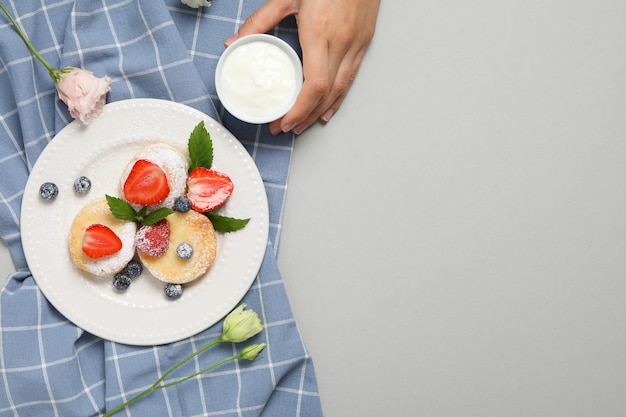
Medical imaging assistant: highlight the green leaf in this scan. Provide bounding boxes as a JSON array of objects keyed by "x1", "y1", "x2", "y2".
[
  {"x1": 206, "y1": 212, "x2": 250, "y2": 233},
  {"x1": 106, "y1": 195, "x2": 137, "y2": 222},
  {"x1": 188, "y1": 121, "x2": 213, "y2": 172},
  {"x1": 106, "y1": 195, "x2": 172, "y2": 225},
  {"x1": 142, "y1": 207, "x2": 174, "y2": 225},
  {"x1": 136, "y1": 206, "x2": 148, "y2": 219}
]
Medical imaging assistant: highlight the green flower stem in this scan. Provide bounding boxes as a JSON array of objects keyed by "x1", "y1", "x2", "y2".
[
  {"x1": 0, "y1": 2, "x2": 59, "y2": 78},
  {"x1": 151, "y1": 337, "x2": 222, "y2": 388},
  {"x1": 102, "y1": 339, "x2": 240, "y2": 417},
  {"x1": 102, "y1": 389, "x2": 154, "y2": 417},
  {"x1": 99, "y1": 304, "x2": 264, "y2": 417},
  {"x1": 158, "y1": 354, "x2": 239, "y2": 389}
]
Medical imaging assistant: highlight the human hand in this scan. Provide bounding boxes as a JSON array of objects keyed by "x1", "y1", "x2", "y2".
[{"x1": 225, "y1": 0, "x2": 380, "y2": 135}]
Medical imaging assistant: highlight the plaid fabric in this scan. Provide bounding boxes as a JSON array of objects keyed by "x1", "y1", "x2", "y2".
[{"x1": 0, "y1": 1, "x2": 322, "y2": 416}]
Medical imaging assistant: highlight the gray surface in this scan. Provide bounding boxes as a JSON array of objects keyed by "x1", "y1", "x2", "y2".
[
  {"x1": 277, "y1": 2, "x2": 626, "y2": 417},
  {"x1": 3, "y1": 1, "x2": 626, "y2": 416}
]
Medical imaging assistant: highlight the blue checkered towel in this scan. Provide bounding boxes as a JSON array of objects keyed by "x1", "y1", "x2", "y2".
[{"x1": 0, "y1": 1, "x2": 322, "y2": 416}]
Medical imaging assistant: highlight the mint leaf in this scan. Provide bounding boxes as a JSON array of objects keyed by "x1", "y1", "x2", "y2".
[
  {"x1": 206, "y1": 212, "x2": 250, "y2": 233},
  {"x1": 188, "y1": 121, "x2": 213, "y2": 172},
  {"x1": 142, "y1": 207, "x2": 174, "y2": 225},
  {"x1": 106, "y1": 195, "x2": 137, "y2": 222},
  {"x1": 136, "y1": 206, "x2": 148, "y2": 219},
  {"x1": 106, "y1": 194, "x2": 172, "y2": 225}
]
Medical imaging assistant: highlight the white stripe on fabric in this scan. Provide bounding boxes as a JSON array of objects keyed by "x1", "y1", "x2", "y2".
[
  {"x1": 36, "y1": 289, "x2": 60, "y2": 417},
  {"x1": 101, "y1": 0, "x2": 136, "y2": 99}
]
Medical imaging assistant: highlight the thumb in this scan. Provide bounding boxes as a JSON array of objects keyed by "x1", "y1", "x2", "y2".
[{"x1": 224, "y1": 0, "x2": 296, "y2": 46}]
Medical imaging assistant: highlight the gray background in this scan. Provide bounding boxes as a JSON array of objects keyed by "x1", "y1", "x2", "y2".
[{"x1": 3, "y1": 1, "x2": 626, "y2": 416}]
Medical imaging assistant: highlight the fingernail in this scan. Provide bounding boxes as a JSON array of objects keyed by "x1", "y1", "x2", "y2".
[
  {"x1": 269, "y1": 124, "x2": 282, "y2": 135},
  {"x1": 321, "y1": 109, "x2": 334, "y2": 122},
  {"x1": 225, "y1": 34, "x2": 238, "y2": 47},
  {"x1": 282, "y1": 122, "x2": 296, "y2": 133},
  {"x1": 293, "y1": 124, "x2": 307, "y2": 135}
]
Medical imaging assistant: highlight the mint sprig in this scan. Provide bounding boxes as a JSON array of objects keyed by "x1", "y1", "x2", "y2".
[
  {"x1": 106, "y1": 194, "x2": 173, "y2": 225},
  {"x1": 188, "y1": 121, "x2": 213, "y2": 172},
  {"x1": 206, "y1": 212, "x2": 250, "y2": 233}
]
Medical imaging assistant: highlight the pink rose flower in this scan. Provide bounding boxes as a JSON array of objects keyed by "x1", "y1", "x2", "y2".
[
  {"x1": 1, "y1": 5, "x2": 112, "y2": 125},
  {"x1": 55, "y1": 67, "x2": 111, "y2": 125}
]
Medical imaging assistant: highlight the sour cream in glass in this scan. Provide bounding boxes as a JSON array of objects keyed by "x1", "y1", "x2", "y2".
[{"x1": 216, "y1": 34, "x2": 303, "y2": 124}]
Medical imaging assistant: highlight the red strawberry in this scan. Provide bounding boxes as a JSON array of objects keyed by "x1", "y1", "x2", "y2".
[
  {"x1": 123, "y1": 159, "x2": 170, "y2": 205},
  {"x1": 186, "y1": 167, "x2": 234, "y2": 213},
  {"x1": 82, "y1": 224, "x2": 123, "y2": 258},
  {"x1": 135, "y1": 219, "x2": 170, "y2": 257}
]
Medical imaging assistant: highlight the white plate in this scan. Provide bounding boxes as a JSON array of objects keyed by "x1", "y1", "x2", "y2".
[{"x1": 21, "y1": 99, "x2": 269, "y2": 346}]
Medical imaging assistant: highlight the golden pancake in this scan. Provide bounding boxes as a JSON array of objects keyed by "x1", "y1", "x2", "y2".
[
  {"x1": 139, "y1": 210, "x2": 217, "y2": 284},
  {"x1": 68, "y1": 198, "x2": 137, "y2": 276}
]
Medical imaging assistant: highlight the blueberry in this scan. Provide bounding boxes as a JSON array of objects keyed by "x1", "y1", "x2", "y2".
[
  {"x1": 176, "y1": 242, "x2": 193, "y2": 260},
  {"x1": 113, "y1": 273, "x2": 131, "y2": 291},
  {"x1": 73, "y1": 176, "x2": 92, "y2": 194},
  {"x1": 173, "y1": 196, "x2": 191, "y2": 212},
  {"x1": 164, "y1": 283, "x2": 183, "y2": 299},
  {"x1": 39, "y1": 182, "x2": 59, "y2": 201},
  {"x1": 123, "y1": 260, "x2": 143, "y2": 279}
]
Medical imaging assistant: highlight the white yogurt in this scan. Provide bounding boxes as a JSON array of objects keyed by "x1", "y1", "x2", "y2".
[{"x1": 216, "y1": 35, "x2": 303, "y2": 124}]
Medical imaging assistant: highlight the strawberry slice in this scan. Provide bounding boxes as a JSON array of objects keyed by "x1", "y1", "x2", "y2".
[
  {"x1": 82, "y1": 224, "x2": 123, "y2": 258},
  {"x1": 123, "y1": 159, "x2": 170, "y2": 205},
  {"x1": 186, "y1": 167, "x2": 234, "y2": 213},
  {"x1": 135, "y1": 219, "x2": 170, "y2": 257}
]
